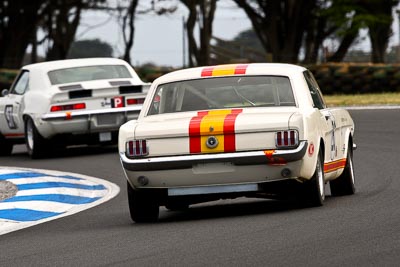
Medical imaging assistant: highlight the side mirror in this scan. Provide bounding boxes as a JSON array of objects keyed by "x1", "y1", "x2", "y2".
[{"x1": 1, "y1": 89, "x2": 9, "y2": 97}]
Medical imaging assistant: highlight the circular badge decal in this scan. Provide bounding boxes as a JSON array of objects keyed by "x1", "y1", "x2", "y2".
[{"x1": 206, "y1": 136, "x2": 219, "y2": 149}]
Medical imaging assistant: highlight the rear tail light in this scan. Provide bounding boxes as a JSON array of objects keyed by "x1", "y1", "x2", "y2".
[
  {"x1": 126, "y1": 140, "x2": 148, "y2": 158},
  {"x1": 126, "y1": 98, "x2": 145, "y2": 105},
  {"x1": 50, "y1": 103, "x2": 86, "y2": 112},
  {"x1": 275, "y1": 130, "x2": 299, "y2": 148}
]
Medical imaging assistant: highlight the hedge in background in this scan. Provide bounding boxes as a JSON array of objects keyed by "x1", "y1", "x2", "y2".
[
  {"x1": 307, "y1": 63, "x2": 400, "y2": 95},
  {"x1": 139, "y1": 63, "x2": 400, "y2": 95},
  {"x1": 0, "y1": 69, "x2": 18, "y2": 90},
  {"x1": 2, "y1": 63, "x2": 400, "y2": 95}
]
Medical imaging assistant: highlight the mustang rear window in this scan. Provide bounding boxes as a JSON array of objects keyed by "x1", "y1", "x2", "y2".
[
  {"x1": 147, "y1": 76, "x2": 296, "y2": 115},
  {"x1": 48, "y1": 65, "x2": 132, "y2": 85}
]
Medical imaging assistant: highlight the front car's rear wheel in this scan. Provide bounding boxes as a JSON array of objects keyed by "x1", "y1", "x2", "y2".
[
  {"x1": 25, "y1": 117, "x2": 50, "y2": 159},
  {"x1": 0, "y1": 133, "x2": 13, "y2": 156},
  {"x1": 330, "y1": 143, "x2": 355, "y2": 196}
]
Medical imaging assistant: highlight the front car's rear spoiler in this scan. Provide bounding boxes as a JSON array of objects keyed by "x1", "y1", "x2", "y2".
[{"x1": 41, "y1": 106, "x2": 142, "y2": 121}]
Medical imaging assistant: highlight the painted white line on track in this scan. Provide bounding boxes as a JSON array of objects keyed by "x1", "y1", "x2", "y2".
[
  {"x1": 0, "y1": 166, "x2": 120, "y2": 236},
  {"x1": 0, "y1": 201, "x2": 90, "y2": 213},
  {"x1": 15, "y1": 188, "x2": 108, "y2": 197},
  {"x1": 8, "y1": 176, "x2": 102, "y2": 185}
]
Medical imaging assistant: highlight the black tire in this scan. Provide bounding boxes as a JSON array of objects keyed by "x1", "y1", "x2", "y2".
[
  {"x1": 302, "y1": 150, "x2": 325, "y2": 207},
  {"x1": 127, "y1": 181, "x2": 159, "y2": 223},
  {"x1": 0, "y1": 133, "x2": 13, "y2": 156},
  {"x1": 24, "y1": 117, "x2": 50, "y2": 159},
  {"x1": 330, "y1": 144, "x2": 355, "y2": 196}
]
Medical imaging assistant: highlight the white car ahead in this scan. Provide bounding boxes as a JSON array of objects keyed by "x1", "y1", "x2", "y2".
[
  {"x1": 118, "y1": 63, "x2": 356, "y2": 222},
  {"x1": 0, "y1": 57, "x2": 149, "y2": 158}
]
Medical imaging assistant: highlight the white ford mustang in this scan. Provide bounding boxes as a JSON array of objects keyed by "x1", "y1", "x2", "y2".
[
  {"x1": 118, "y1": 63, "x2": 356, "y2": 222},
  {"x1": 0, "y1": 58, "x2": 149, "y2": 158}
]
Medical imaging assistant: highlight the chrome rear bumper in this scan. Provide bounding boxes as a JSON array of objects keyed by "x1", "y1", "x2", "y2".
[{"x1": 121, "y1": 141, "x2": 308, "y2": 172}]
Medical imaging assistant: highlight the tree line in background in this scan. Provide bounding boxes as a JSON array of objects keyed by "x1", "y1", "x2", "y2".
[{"x1": 0, "y1": 0, "x2": 399, "y2": 69}]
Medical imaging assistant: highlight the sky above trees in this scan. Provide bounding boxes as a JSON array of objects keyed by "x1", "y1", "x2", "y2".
[
  {"x1": 74, "y1": 0, "x2": 400, "y2": 67},
  {"x1": 2, "y1": 0, "x2": 400, "y2": 69},
  {"x1": 74, "y1": 1, "x2": 251, "y2": 67}
]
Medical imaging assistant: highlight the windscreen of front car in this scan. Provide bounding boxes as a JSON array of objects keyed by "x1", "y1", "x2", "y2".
[
  {"x1": 147, "y1": 76, "x2": 296, "y2": 115},
  {"x1": 48, "y1": 65, "x2": 132, "y2": 85}
]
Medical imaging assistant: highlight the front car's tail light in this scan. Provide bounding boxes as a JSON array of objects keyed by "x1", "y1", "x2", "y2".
[
  {"x1": 50, "y1": 103, "x2": 86, "y2": 112},
  {"x1": 126, "y1": 98, "x2": 145, "y2": 105},
  {"x1": 275, "y1": 130, "x2": 299, "y2": 148},
  {"x1": 126, "y1": 140, "x2": 148, "y2": 158}
]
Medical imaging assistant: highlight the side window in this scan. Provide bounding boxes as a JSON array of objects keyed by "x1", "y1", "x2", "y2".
[
  {"x1": 304, "y1": 71, "x2": 326, "y2": 109},
  {"x1": 10, "y1": 71, "x2": 29, "y2": 95}
]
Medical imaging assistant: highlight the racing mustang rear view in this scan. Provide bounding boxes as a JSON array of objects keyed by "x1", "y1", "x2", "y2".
[{"x1": 119, "y1": 63, "x2": 356, "y2": 222}]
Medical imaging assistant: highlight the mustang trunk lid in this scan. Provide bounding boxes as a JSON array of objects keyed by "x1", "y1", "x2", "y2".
[{"x1": 134, "y1": 108, "x2": 299, "y2": 156}]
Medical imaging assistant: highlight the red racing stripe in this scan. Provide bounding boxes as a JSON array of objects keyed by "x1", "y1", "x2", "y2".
[
  {"x1": 223, "y1": 109, "x2": 243, "y2": 152},
  {"x1": 324, "y1": 159, "x2": 347, "y2": 173},
  {"x1": 4, "y1": 133, "x2": 24, "y2": 138},
  {"x1": 234, "y1": 64, "x2": 249, "y2": 75},
  {"x1": 189, "y1": 111, "x2": 209, "y2": 153},
  {"x1": 201, "y1": 67, "x2": 214, "y2": 77}
]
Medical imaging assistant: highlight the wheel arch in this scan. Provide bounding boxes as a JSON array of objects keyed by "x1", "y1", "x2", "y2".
[
  {"x1": 319, "y1": 137, "x2": 325, "y2": 161},
  {"x1": 299, "y1": 135, "x2": 325, "y2": 180},
  {"x1": 343, "y1": 130, "x2": 354, "y2": 157},
  {"x1": 22, "y1": 114, "x2": 31, "y2": 123}
]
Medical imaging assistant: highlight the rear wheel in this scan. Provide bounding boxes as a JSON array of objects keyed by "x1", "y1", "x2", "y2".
[
  {"x1": 301, "y1": 150, "x2": 325, "y2": 207},
  {"x1": 25, "y1": 117, "x2": 50, "y2": 159},
  {"x1": 0, "y1": 133, "x2": 13, "y2": 156},
  {"x1": 127, "y1": 181, "x2": 159, "y2": 223},
  {"x1": 330, "y1": 144, "x2": 355, "y2": 196}
]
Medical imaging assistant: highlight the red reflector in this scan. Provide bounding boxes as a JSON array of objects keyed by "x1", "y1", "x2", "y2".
[{"x1": 65, "y1": 112, "x2": 72, "y2": 120}]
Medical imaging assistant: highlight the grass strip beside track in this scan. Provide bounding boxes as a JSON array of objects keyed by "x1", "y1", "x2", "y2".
[{"x1": 324, "y1": 92, "x2": 400, "y2": 107}]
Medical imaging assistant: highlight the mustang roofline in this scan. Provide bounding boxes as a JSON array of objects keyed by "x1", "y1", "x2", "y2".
[
  {"x1": 153, "y1": 63, "x2": 307, "y2": 84},
  {"x1": 120, "y1": 141, "x2": 308, "y2": 172},
  {"x1": 22, "y1": 58, "x2": 131, "y2": 72}
]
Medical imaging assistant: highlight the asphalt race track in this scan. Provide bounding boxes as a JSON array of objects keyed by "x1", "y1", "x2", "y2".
[{"x1": 0, "y1": 109, "x2": 399, "y2": 266}]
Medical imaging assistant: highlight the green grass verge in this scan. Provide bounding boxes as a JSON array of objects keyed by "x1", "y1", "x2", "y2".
[{"x1": 325, "y1": 92, "x2": 400, "y2": 107}]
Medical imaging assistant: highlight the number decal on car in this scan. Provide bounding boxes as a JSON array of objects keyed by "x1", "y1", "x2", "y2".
[
  {"x1": 329, "y1": 117, "x2": 336, "y2": 160},
  {"x1": 4, "y1": 105, "x2": 17, "y2": 129}
]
